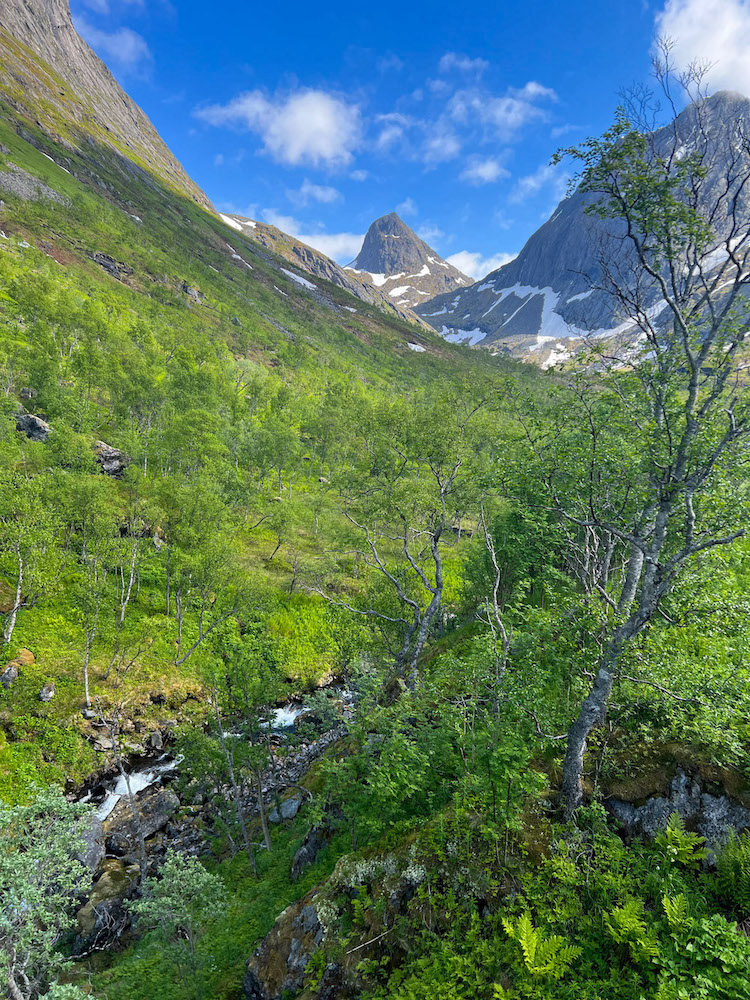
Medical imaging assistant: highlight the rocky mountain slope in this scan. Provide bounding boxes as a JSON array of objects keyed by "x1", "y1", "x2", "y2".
[
  {"x1": 0, "y1": 0, "x2": 211, "y2": 210},
  {"x1": 220, "y1": 213, "x2": 431, "y2": 328},
  {"x1": 345, "y1": 212, "x2": 473, "y2": 310},
  {"x1": 416, "y1": 91, "x2": 750, "y2": 366}
]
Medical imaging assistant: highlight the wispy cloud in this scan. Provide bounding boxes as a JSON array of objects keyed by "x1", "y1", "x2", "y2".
[
  {"x1": 260, "y1": 209, "x2": 364, "y2": 263},
  {"x1": 396, "y1": 197, "x2": 417, "y2": 216},
  {"x1": 446, "y1": 250, "x2": 516, "y2": 279},
  {"x1": 74, "y1": 14, "x2": 151, "y2": 72},
  {"x1": 286, "y1": 179, "x2": 342, "y2": 207},
  {"x1": 459, "y1": 156, "x2": 509, "y2": 185},
  {"x1": 195, "y1": 88, "x2": 362, "y2": 168},
  {"x1": 439, "y1": 52, "x2": 489, "y2": 75},
  {"x1": 510, "y1": 162, "x2": 569, "y2": 204}
]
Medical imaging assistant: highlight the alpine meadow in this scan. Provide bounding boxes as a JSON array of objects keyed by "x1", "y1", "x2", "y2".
[{"x1": 2, "y1": 3, "x2": 750, "y2": 1000}]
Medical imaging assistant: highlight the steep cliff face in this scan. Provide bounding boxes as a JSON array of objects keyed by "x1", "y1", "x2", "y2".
[
  {"x1": 0, "y1": 0, "x2": 212, "y2": 210},
  {"x1": 416, "y1": 91, "x2": 750, "y2": 365}
]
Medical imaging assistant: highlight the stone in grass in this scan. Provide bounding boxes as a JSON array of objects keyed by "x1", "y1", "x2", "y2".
[
  {"x1": 39, "y1": 681, "x2": 56, "y2": 702},
  {"x1": 1, "y1": 662, "x2": 19, "y2": 689}
]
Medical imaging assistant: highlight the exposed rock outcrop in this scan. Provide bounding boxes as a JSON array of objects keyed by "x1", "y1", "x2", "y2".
[
  {"x1": 607, "y1": 768, "x2": 750, "y2": 857},
  {"x1": 15, "y1": 411, "x2": 51, "y2": 441},
  {"x1": 346, "y1": 213, "x2": 472, "y2": 311},
  {"x1": 93, "y1": 440, "x2": 130, "y2": 476}
]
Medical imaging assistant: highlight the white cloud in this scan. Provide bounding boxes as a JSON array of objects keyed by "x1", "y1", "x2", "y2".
[
  {"x1": 301, "y1": 231, "x2": 365, "y2": 262},
  {"x1": 77, "y1": 0, "x2": 143, "y2": 12},
  {"x1": 74, "y1": 15, "x2": 151, "y2": 70},
  {"x1": 510, "y1": 162, "x2": 569, "y2": 204},
  {"x1": 439, "y1": 52, "x2": 489, "y2": 74},
  {"x1": 418, "y1": 223, "x2": 445, "y2": 243},
  {"x1": 396, "y1": 197, "x2": 417, "y2": 216},
  {"x1": 213, "y1": 153, "x2": 224, "y2": 167},
  {"x1": 195, "y1": 89, "x2": 362, "y2": 168},
  {"x1": 446, "y1": 250, "x2": 516, "y2": 280},
  {"x1": 449, "y1": 81, "x2": 557, "y2": 140},
  {"x1": 654, "y1": 0, "x2": 750, "y2": 96},
  {"x1": 350, "y1": 169, "x2": 369, "y2": 181},
  {"x1": 287, "y1": 179, "x2": 341, "y2": 207},
  {"x1": 422, "y1": 124, "x2": 461, "y2": 164},
  {"x1": 260, "y1": 210, "x2": 364, "y2": 264},
  {"x1": 459, "y1": 156, "x2": 509, "y2": 185}
]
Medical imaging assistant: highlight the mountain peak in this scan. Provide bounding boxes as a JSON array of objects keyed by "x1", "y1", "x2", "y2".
[{"x1": 346, "y1": 213, "x2": 472, "y2": 308}]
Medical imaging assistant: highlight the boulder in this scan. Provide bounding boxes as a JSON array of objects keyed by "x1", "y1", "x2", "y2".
[
  {"x1": 19, "y1": 387, "x2": 36, "y2": 400},
  {"x1": 269, "y1": 795, "x2": 302, "y2": 824},
  {"x1": 15, "y1": 412, "x2": 51, "y2": 441},
  {"x1": 103, "y1": 786, "x2": 180, "y2": 843},
  {"x1": 1, "y1": 662, "x2": 19, "y2": 689},
  {"x1": 146, "y1": 729, "x2": 163, "y2": 750},
  {"x1": 93, "y1": 440, "x2": 130, "y2": 477},
  {"x1": 39, "y1": 681, "x2": 56, "y2": 702},
  {"x1": 16, "y1": 648, "x2": 35, "y2": 666},
  {"x1": 181, "y1": 280, "x2": 204, "y2": 303},
  {"x1": 74, "y1": 813, "x2": 105, "y2": 870}
]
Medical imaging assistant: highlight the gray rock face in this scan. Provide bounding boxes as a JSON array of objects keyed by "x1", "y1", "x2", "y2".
[
  {"x1": 74, "y1": 814, "x2": 105, "y2": 871},
  {"x1": 0, "y1": 0, "x2": 212, "y2": 211},
  {"x1": 269, "y1": 795, "x2": 302, "y2": 824},
  {"x1": 417, "y1": 91, "x2": 750, "y2": 365},
  {"x1": 243, "y1": 899, "x2": 324, "y2": 1000},
  {"x1": 346, "y1": 212, "x2": 472, "y2": 310},
  {"x1": 93, "y1": 440, "x2": 130, "y2": 477},
  {"x1": 15, "y1": 412, "x2": 51, "y2": 441},
  {"x1": 608, "y1": 768, "x2": 750, "y2": 857}
]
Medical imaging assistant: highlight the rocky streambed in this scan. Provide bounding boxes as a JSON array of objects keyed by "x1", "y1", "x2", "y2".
[{"x1": 68, "y1": 691, "x2": 353, "y2": 957}]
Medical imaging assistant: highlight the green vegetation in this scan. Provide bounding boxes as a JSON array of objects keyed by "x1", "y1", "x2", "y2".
[{"x1": 1, "y1": 57, "x2": 750, "y2": 1000}]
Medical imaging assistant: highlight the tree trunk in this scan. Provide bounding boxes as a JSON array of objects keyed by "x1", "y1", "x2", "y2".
[
  {"x1": 3, "y1": 545, "x2": 23, "y2": 645},
  {"x1": 256, "y1": 771, "x2": 272, "y2": 851},
  {"x1": 560, "y1": 616, "x2": 641, "y2": 818}
]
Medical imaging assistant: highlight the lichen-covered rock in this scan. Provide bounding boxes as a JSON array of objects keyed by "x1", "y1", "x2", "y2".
[
  {"x1": 15, "y1": 412, "x2": 51, "y2": 441},
  {"x1": 39, "y1": 681, "x2": 56, "y2": 701},
  {"x1": 608, "y1": 768, "x2": 750, "y2": 857},
  {"x1": 73, "y1": 858, "x2": 139, "y2": 956},
  {"x1": 15, "y1": 648, "x2": 35, "y2": 666}
]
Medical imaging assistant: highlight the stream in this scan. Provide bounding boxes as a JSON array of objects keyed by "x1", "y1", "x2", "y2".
[{"x1": 75, "y1": 695, "x2": 348, "y2": 822}]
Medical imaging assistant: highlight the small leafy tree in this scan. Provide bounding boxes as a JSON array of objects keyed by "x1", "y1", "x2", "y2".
[
  {"x1": 0, "y1": 787, "x2": 93, "y2": 1000},
  {"x1": 535, "y1": 59, "x2": 750, "y2": 816},
  {"x1": 127, "y1": 851, "x2": 226, "y2": 1000}
]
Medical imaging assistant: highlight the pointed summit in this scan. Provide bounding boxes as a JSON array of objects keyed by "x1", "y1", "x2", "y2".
[{"x1": 346, "y1": 213, "x2": 472, "y2": 309}]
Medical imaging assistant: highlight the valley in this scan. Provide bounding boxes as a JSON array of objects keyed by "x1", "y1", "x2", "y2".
[{"x1": 1, "y1": 3, "x2": 750, "y2": 1000}]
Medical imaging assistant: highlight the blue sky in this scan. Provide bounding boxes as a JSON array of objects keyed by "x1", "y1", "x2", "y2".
[{"x1": 70, "y1": 0, "x2": 750, "y2": 278}]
